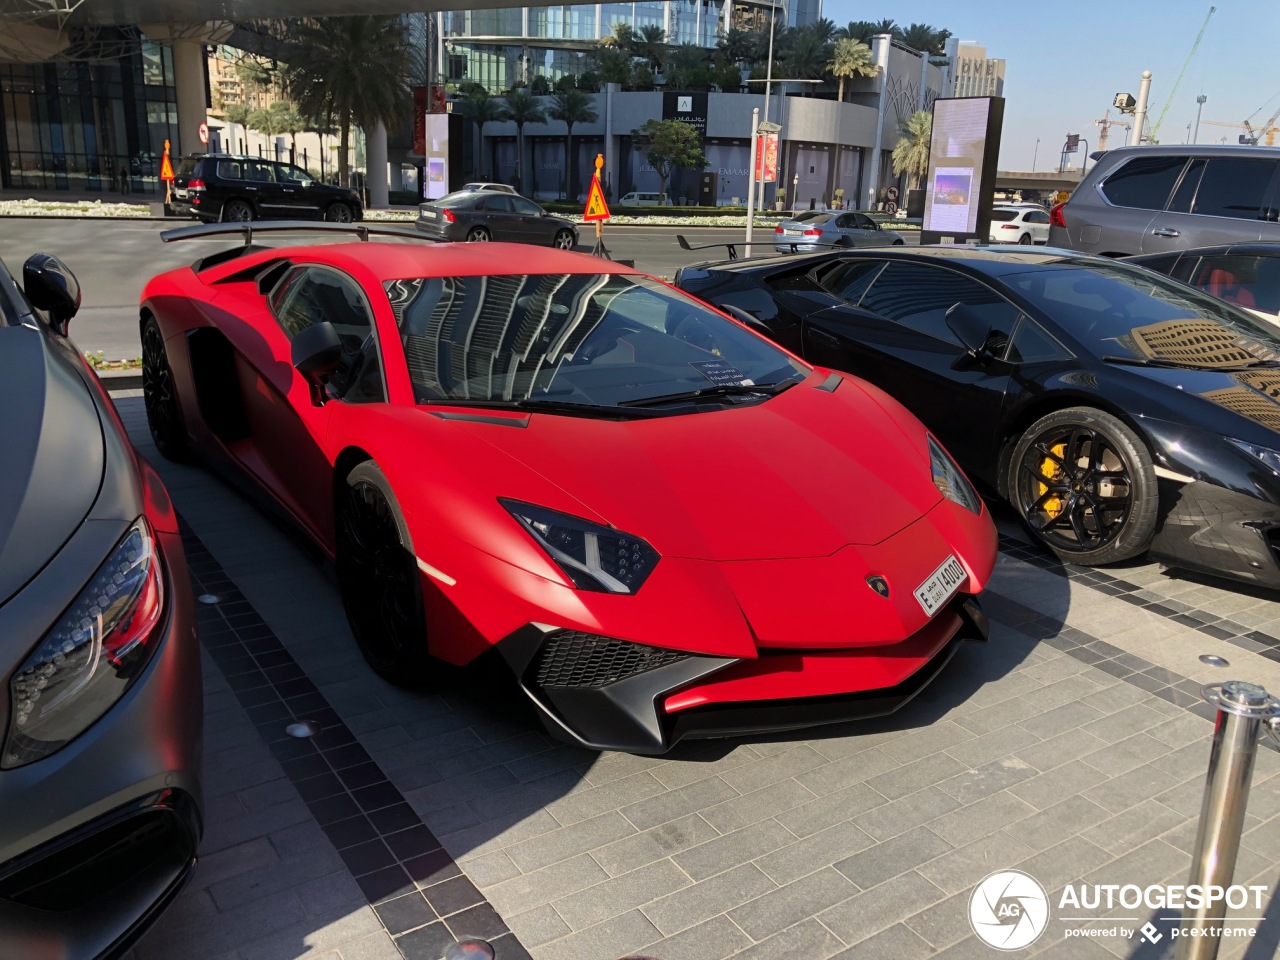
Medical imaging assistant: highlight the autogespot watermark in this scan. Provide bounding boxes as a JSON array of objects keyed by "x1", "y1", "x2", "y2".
[{"x1": 968, "y1": 870, "x2": 1269, "y2": 950}]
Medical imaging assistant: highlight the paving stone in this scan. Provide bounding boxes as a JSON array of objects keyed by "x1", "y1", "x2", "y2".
[
  {"x1": 189, "y1": 836, "x2": 280, "y2": 891},
  {"x1": 916, "y1": 830, "x2": 1037, "y2": 895},
  {"x1": 1086, "y1": 763, "x2": 1184, "y2": 814},
  {"x1": 772, "y1": 781, "x2": 887, "y2": 840},
  {"x1": 818, "y1": 869, "x2": 944, "y2": 942},
  {"x1": 1018, "y1": 701, "x2": 1107, "y2": 741},
  {"x1": 903, "y1": 889, "x2": 972, "y2": 949},
  {"x1": 715, "y1": 918, "x2": 843, "y2": 960},
  {"x1": 755, "y1": 820, "x2": 876, "y2": 885},
  {"x1": 793, "y1": 747, "x2": 902, "y2": 797},
  {"x1": 649, "y1": 745, "x2": 763, "y2": 790},
  {"x1": 952, "y1": 696, "x2": 1048, "y2": 735},
  {"x1": 833, "y1": 826, "x2": 952, "y2": 890},
  {"x1": 1017, "y1": 836, "x2": 1112, "y2": 890},
  {"x1": 700, "y1": 778, "x2": 817, "y2": 834},
  {"x1": 878, "y1": 721, "x2": 975, "y2": 764},
  {"x1": 552, "y1": 858, "x2": 690, "y2": 931},
  {"x1": 620, "y1": 777, "x2": 739, "y2": 831},
  {"x1": 1008, "y1": 758, "x2": 1110, "y2": 811},
  {"x1": 672, "y1": 818, "x2": 795, "y2": 882},
  {"x1": 545, "y1": 771, "x2": 668, "y2": 827},
  {"x1": 591, "y1": 814, "x2": 721, "y2": 878},
  {"x1": 1081, "y1": 732, "x2": 1174, "y2": 778},
  {"x1": 457, "y1": 850, "x2": 521, "y2": 888},
  {"x1": 439, "y1": 810, "x2": 561, "y2": 861},
  {"x1": 853, "y1": 786, "x2": 963, "y2": 842},
  {"x1": 506, "y1": 904, "x2": 573, "y2": 947},
  {"x1": 867, "y1": 753, "x2": 969, "y2": 802},
  {"x1": 937, "y1": 757, "x2": 1037, "y2": 804},
  {"x1": 638, "y1": 915, "x2": 751, "y2": 960},
  {"x1": 506, "y1": 812, "x2": 637, "y2": 873},
  {"x1": 828, "y1": 923, "x2": 936, "y2": 960},
  {"x1": 727, "y1": 866, "x2": 857, "y2": 941},
  {"x1": 1014, "y1": 729, "x2": 1111, "y2": 774},
  {"x1": 234, "y1": 906, "x2": 385, "y2": 960},
  {"x1": 485, "y1": 853, "x2": 610, "y2": 917},
  {"x1": 1080, "y1": 703, "x2": 1173, "y2": 743},
  {"x1": 944, "y1": 725, "x2": 1043, "y2": 769},
  {"x1": 334, "y1": 930, "x2": 403, "y2": 960},
  {"x1": 642, "y1": 863, "x2": 777, "y2": 936},
  {"x1": 717, "y1": 745, "x2": 829, "y2": 794},
  {"x1": 1004, "y1": 795, "x2": 1112, "y2": 852},
  {"x1": 926, "y1": 790, "x2": 1038, "y2": 847},
  {"x1": 1082, "y1": 799, "x2": 1188, "y2": 856},
  {"x1": 1081, "y1": 838, "x2": 1189, "y2": 888}
]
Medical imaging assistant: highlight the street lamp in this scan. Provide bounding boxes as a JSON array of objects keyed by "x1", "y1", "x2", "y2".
[
  {"x1": 742, "y1": 76, "x2": 821, "y2": 256},
  {"x1": 1032, "y1": 138, "x2": 1039, "y2": 172},
  {"x1": 1194, "y1": 93, "x2": 1207, "y2": 144}
]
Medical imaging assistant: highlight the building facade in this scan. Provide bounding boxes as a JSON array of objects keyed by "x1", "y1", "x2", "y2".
[{"x1": 942, "y1": 39, "x2": 1005, "y2": 99}]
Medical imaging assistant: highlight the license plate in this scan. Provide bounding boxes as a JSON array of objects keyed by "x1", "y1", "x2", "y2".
[
  {"x1": 174, "y1": 189, "x2": 187, "y2": 198},
  {"x1": 914, "y1": 555, "x2": 966, "y2": 616},
  {"x1": 784, "y1": 228, "x2": 799, "y2": 235},
  {"x1": 420, "y1": 209, "x2": 437, "y2": 219}
]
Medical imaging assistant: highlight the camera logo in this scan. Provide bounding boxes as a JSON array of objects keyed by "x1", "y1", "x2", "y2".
[{"x1": 970, "y1": 870, "x2": 1050, "y2": 950}]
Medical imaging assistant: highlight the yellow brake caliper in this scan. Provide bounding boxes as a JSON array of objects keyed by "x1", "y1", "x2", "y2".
[{"x1": 1038, "y1": 442, "x2": 1067, "y2": 518}]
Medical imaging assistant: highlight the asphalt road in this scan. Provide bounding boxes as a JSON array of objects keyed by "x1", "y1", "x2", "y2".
[{"x1": 0, "y1": 217, "x2": 916, "y2": 358}]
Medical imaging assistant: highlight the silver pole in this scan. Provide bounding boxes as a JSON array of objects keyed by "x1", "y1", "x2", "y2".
[
  {"x1": 1194, "y1": 94, "x2": 1207, "y2": 144},
  {"x1": 745, "y1": 107, "x2": 759, "y2": 258},
  {"x1": 1130, "y1": 70, "x2": 1153, "y2": 146},
  {"x1": 1175, "y1": 681, "x2": 1280, "y2": 960}
]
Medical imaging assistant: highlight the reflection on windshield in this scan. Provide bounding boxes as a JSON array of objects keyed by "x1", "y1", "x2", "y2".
[
  {"x1": 383, "y1": 273, "x2": 805, "y2": 410},
  {"x1": 1006, "y1": 261, "x2": 1280, "y2": 368}
]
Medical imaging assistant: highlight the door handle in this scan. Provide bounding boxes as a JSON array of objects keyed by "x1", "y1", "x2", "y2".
[
  {"x1": 1151, "y1": 227, "x2": 1180, "y2": 238},
  {"x1": 808, "y1": 328, "x2": 840, "y2": 347}
]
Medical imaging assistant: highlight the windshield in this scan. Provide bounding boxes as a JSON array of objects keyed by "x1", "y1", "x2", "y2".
[
  {"x1": 384, "y1": 272, "x2": 806, "y2": 411},
  {"x1": 1004, "y1": 260, "x2": 1280, "y2": 368}
]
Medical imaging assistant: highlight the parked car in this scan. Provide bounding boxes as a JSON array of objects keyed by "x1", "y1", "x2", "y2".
[
  {"x1": 1126, "y1": 242, "x2": 1280, "y2": 327},
  {"x1": 416, "y1": 191, "x2": 577, "y2": 248},
  {"x1": 774, "y1": 210, "x2": 905, "y2": 253},
  {"x1": 170, "y1": 154, "x2": 364, "y2": 224},
  {"x1": 1047, "y1": 144, "x2": 1280, "y2": 256},
  {"x1": 988, "y1": 206, "x2": 1051, "y2": 245},
  {"x1": 458, "y1": 182, "x2": 517, "y2": 194},
  {"x1": 676, "y1": 245, "x2": 1280, "y2": 589},
  {"x1": 139, "y1": 222, "x2": 996, "y2": 753},
  {"x1": 617, "y1": 191, "x2": 671, "y2": 206},
  {"x1": 0, "y1": 252, "x2": 200, "y2": 957}
]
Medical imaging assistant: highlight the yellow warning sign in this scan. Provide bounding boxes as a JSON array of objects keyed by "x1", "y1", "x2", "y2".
[
  {"x1": 583, "y1": 175, "x2": 611, "y2": 222},
  {"x1": 160, "y1": 139, "x2": 175, "y2": 182}
]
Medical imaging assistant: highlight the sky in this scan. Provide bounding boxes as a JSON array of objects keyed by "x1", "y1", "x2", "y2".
[{"x1": 822, "y1": 0, "x2": 1280, "y2": 170}]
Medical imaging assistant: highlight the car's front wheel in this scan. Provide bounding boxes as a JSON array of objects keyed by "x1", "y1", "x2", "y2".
[
  {"x1": 466, "y1": 226, "x2": 491, "y2": 242},
  {"x1": 337, "y1": 462, "x2": 432, "y2": 685},
  {"x1": 326, "y1": 202, "x2": 354, "y2": 223},
  {"x1": 222, "y1": 199, "x2": 254, "y2": 222},
  {"x1": 1009, "y1": 407, "x2": 1158, "y2": 566},
  {"x1": 141, "y1": 315, "x2": 188, "y2": 461},
  {"x1": 552, "y1": 229, "x2": 575, "y2": 250}
]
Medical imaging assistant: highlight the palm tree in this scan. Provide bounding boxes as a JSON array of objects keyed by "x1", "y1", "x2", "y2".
[
  {"x1": 781, "y1": 27, "x2": 831, "y2": 83},
  {"x1": 503, "y1": 88, "x2": 547, "y2": 193},
  {"x1": 225, "y1": 103, "x2": 251, "y2": 154},
  {"x1": 808, "y1": 17, "x2": 838, "y2": 44},
  {"x1": 716, "y1": 28, "x2": 754, "y2": 66},
  {"x1": 600, "y1": 22, "x2": 636, "y2": 54},
  {"x1": 636, "y1": 25, "x2": 668, "y2": 72},
  {"x1": 247, "y1": 105, "x2": 287, "y2": 158},
  {"x1": 589, "y1": 46, "x2": 632, "y2": 86},
  {"x1": 836, "y1": 21, "x2": 875, "y2": 43},
  {"x1": 460, "y1": 89, "x2": 509, "y2": 179},
  {"x1": 828, "y1": 38, "x2": 877, "y2": 101},
  {"x1": 283, "y1": 15, "x2": 417, "y2": 187},
  {"x1": 891, "y1": 110, "x2": 932, "y2": 189},
  {"x1": 900, "y1": 23, "x2": 950, "y2": 55},
  {"x1": 548, "y1": 88, "x2": 598, "y2": 199}
]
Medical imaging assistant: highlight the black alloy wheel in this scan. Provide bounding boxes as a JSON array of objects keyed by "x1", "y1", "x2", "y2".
[
  {"x1": 553, "y1": 229, "x2": 575, "y2": 250},
  {"x1": 222, "y1": 199, "x2": 254, "y2": 222},
  {"x1": 337, "y1": 462, "x2": 431, "y2": 685},
  {"x1": 1018, "y1": 233, "x2": 1033, "y2": 245},
  {"x1": 466, "y1": 226, "x2": 491, "y2": 242},
  {"x1": 141, "y1": 316, "x2": 188, "y2": 461},
  {"x1": 1009, "y1": 407, "x2": 1157, "y2": 566},
  {"x1": 326, "y1": 202, "x2": 354, "y2": 223}
]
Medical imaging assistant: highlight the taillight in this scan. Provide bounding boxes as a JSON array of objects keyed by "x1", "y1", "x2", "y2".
[
  {"x1": 803, "y1": 228, "x2": 820, "y2": 236},
  {"x1": 1049, "y1": 202, "x2": 1067, "y2": 229},
  {"x1": 1001, "y1": 224, "x2": 1018, "y2": 230},
  {"x1": 443, "y1": 209, "x2": 456, "y2": 224},
  {"x1": 775, "y1": 226, "x2": 784, "y2": 234},
  {"x1": 187, "y1": 178, "x2": 205, "y2": 191}
]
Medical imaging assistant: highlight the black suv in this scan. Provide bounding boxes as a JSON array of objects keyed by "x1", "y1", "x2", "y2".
[{"x1": 170, "y1": 154, "x2": 363, "y2": 223}]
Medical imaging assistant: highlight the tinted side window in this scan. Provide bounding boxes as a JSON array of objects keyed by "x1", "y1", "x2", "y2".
[
  {"x1": 482, "y1": 195, "x2": 514, "y2": 212},
  {"x1": 1100, "y1": 156, "x2": 1186, "y2": 210},
  {"x1": 1191, "y1": 159, "x2": 1278, "y2": 220},
  {"x1": 1026, "y1": 211, "x2": 1050, "y2": 224},
  {"x1": 216, "y1": 160, "x2": 243, "y2": 180},
  {"x1": 854, "y1": 214, "x2": 877, "y2": 229},
  {"x1": 273, "y1": 267, "x2": 385, "y2": 401},
  {"x1": 511, "y1": 197, "x2": 541, "y2": 216},
  {"x1": 1167, "y1": 158, "x2": 1205, "y2": 213},
  {"x1": 1130, "y1": 253, "x2": 1182, "y2": 278},
  {"x1": 1006, "y1": 316, "x2": 1070, "y2": 363},
  {"x1": 244, "y1": 161, "x2": 276, "y2": 183},
  {"x1": 1189, "y1": 255, "x2": 1280, "y2": 313},
  {"x1": 816, "y1": 259, "x2": 884, "y2": 304},
  {"x1": 860, "y1": 262, "x2": 1020, "y2": 345}
]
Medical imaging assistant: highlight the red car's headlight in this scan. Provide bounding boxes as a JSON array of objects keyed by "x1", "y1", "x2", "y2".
[
  {"x1": 929, "y1": 435, "x2": 982, "y2": 514},
  {"x1": 4, "y1": 518, "x2": 165, "y2": 769},
  {"x1": 501, "y1": 499, "x2": 659, "y2": 594}
]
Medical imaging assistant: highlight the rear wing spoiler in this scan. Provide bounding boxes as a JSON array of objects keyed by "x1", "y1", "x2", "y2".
[{"x1": 159, "y1": 220, "x2": 433, "y2": 272}]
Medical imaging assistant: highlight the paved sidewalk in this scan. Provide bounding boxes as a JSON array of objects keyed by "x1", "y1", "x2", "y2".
[{"x1": 116, "y1": 393, "x2": 1280, "y2": 960}]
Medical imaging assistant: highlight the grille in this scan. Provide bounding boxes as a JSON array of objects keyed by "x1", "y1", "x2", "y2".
[{"x1": 533, "y1": 630, "x2": 691, "y2": 689}]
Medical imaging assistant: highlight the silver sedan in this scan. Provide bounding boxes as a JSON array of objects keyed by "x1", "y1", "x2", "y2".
[{"x1": 774, "y1": 210, "x2": 904, "y2": 253}]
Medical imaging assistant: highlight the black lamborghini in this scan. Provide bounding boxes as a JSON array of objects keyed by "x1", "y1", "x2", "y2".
[{"x1": 676, "y1": 246, "x2": 1280, "y2": 589}]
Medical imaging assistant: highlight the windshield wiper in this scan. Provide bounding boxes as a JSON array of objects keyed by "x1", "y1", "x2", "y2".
[
  {"x1": 421, "y1": 397, "x2": 657, "y2": 419},
  {"x1": 1102, "y1": 354, "x2": 1280, "y2": 371},
  {"x1": 618, "y1": 379, "x2": 799, "y2": 408}
]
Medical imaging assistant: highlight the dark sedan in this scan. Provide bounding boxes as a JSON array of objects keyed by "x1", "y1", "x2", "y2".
[
  {"x1": 0, "y1": 253, "x2": 201, "y2": 957},
  {"x1": 1127, "y1": 242, "x2": 1280, "y2": 328},
  {"x1": 416, "y1": 191, "x2": 578, "y2": 248},
  {"x1": 677, "y1": 246, "x2": 1280, "y2": 589}
]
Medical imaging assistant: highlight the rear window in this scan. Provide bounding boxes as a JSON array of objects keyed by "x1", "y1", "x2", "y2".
[
  {"x1": 791, "y1": 212, "x2": 833, "y2": 224},
  {"x1": 176, "y1": 157, "x2": 200, "y2": 176},
  {"x1": 1100, "y1": 155, "x2": 1186, "y2": 210},
  {"x1": 990, "y1": 210, "x2": 1019, "y2": 222}
]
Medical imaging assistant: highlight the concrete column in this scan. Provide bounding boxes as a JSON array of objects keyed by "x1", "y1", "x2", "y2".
[
  {"x1": 170, "y1": 38, "x2": 206, "y2": 158},
  {"x1": 367, "y1": 122, "x2": 389, "y2": 209},
  {"x1": 866, "y1": 33, "x2": 892, "y2": 209}
]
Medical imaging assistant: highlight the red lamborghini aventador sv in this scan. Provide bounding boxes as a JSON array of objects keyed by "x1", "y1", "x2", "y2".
[{"x1": 140, "y1": 223, "x2": 997, "y2": 753}]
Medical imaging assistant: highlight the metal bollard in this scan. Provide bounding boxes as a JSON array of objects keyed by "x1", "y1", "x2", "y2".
[{"x1": 1175, "y1": 681, "x2": 1280, "y2": 960}]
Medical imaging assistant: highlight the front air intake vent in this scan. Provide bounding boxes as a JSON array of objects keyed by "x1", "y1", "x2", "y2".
[{"x1": 533, "y1": 631, "x2": 691, "y2": 688}]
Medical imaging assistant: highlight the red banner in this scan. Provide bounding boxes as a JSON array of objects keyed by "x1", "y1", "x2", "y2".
[
  {"x1": 413, "y1": 87, "x2": 426, "y2": 156},
  {"x1": 754, "y1": 133, "x2": 778, "y2": 182}
]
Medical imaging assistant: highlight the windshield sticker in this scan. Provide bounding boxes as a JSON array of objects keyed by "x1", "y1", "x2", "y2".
[{"x1": 690, "y1": 360, "x2": 754, "y2": 386}]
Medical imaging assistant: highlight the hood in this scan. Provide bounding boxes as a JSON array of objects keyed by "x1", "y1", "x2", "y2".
[
  {"x1": 0, "y1": 326, "x2": 104, "y2": 607},
  {"x1": 1116, "y1": 363, "x2": 1280, "y2": 440},
  {"x1": 448, "y1": 375, "x2": 942, "y2": 561}
]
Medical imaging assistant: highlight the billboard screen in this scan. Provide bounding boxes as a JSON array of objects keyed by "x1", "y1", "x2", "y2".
[
  {"x1": 921, "y1": 97, "x2": 1004, "y2": 243},
  {"x1": 425, "y1": 114, "x2": 449, "y2": 199}
]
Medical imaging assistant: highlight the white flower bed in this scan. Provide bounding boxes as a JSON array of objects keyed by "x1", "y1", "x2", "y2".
[{"x1": 0, "y1": 198, "x2": 152, "y2": 217}]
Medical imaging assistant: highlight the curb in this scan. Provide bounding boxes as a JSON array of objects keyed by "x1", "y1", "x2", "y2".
[{"x1": 99, "y1": 370, "x2": 143, "y2": 393}]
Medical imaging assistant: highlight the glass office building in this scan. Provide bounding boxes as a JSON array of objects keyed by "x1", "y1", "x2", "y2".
[{"x1": 439, "y1": 0, "x2": 818, "y2": 92}]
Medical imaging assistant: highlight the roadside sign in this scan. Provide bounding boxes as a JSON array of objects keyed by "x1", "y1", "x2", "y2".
[
  {"x1": 160, "y1": 139, "x2": 174, "y2": 181},
  {"x1": 198, "y1": 122, "x2": 209, "y2": 145},
  {"x1": 583, "y1": 176, "x2": 611, "y2": 222},
  {"x1": 885, "y1": 185, "x2": 900, "y2": 202},
  {"x1": 1064, "y1": 133, "x2": 1080, "y2": 154},
  {"x1": 885, "y1": 200, "x2": 899, "y2": 215},
  {"x1": 1055, "y1": 190, "x2": 1070, "y2": 204}
]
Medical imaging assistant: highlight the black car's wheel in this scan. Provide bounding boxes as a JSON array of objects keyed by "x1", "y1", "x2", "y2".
[
  {"x1": 1018, "y1": 233, "x2": 1032, "y2": 245},
  {"x1": 1009, "y1": 407, "x2": 1157, "y2": 566},
  {"x1": 326, "y1": 202, "x2": 354, "y2": 223},
  {"x1": 337, "y1": 462, "x2": 432, "y2": 686},
  {"x1": 141, "y1": 315, "x2": 188, "y2": 461},
  {"x1": 466, "y1": 226, "x2": 491, "y2": 242},
  {"x1": 552, "y1": 229, "x2": 575, "y2": 250},
  {"x1": 893, "y1": 239, "x2": 905, "y2": 245},
  {"x1": 222, "y1": 199, "x2": 254, "y2": 222}
]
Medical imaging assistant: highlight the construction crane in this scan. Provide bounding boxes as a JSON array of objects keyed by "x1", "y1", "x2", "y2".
[
  {"x1": 1149, "y1": 5, "x2": 1216, "y2": 143},
  {"x1": 1202, "y1": 109, "x2": 1280, "y2": 146},
  {"x1": 1094, "y1": 109, "x2": 1131, "y2": 152}
]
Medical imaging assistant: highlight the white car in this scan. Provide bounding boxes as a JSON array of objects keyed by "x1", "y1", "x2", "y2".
[
  {"x1": 460, "y1": 182, "x2": 517, "y2": 194},
  {"x1": 989, "y1": 206, "x2": 1051, "y2": 245}
]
